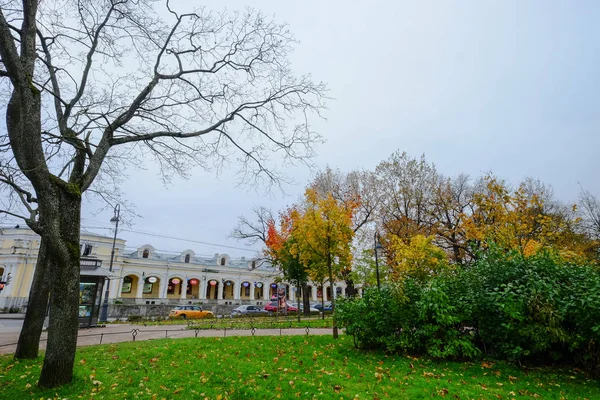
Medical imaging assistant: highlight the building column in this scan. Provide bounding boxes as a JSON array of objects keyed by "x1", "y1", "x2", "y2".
[
  {"x1": 111, "y1": 276, "x2": 124, "y2": 299},
  {"x1": 158, "y1": 279, "x2": 167, "y2": 299},
  {"x1": 263, "y1": 285, "x2": 269, "y2": 301},
  {"x1": 180, "y1": 278, "x2": 188, "y2": 300},
  {"x1": 199, "y1": 279, "x2": 206, "y2": 300},
  {"x1": 323, "y1": 284, "x2": 329, "y2": 302},
  {"x1": 311, "y1": 285, "x2": 317, "y2": 301},
  {"x1": 217, "y1": 282, "x2": 224, "y2": 300},
  {"x1": 250, "y1": 284, "x2": 255, "y2": 300},
  {"x1": 135, "y1": 277, "x2": 144, "y2": 300},
  {"x1": 234, "y1": 280, "x2": 240, "y2": 300}
]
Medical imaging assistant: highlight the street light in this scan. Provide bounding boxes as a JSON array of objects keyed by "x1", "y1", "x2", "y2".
[
  {"x1": 99, "y1": 204, "x2": 120, "y2": 322},
  {"x1": 374, "y1": 232, "x2": 383, "y2": 290}
]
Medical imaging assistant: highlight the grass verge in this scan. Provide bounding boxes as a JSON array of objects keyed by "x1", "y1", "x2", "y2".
[{"x1": 0, "y1": 335, "x2": 598, "y2": 399}]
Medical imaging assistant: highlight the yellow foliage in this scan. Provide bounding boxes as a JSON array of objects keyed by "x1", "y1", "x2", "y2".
[
  {"x1": 292, "y1": 188, "x2": 358, "y2": 283},
  {"x1": 462, "y1": 176, "x2": 592, "y2": 262},
  {"x1": 388, "y1": 235, "x2": 449, "y2": 282}
]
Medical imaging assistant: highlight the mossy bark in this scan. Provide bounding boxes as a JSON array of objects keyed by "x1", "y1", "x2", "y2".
[{"x1": 36, "y1": 184, "x2": 82, "y2": 388}]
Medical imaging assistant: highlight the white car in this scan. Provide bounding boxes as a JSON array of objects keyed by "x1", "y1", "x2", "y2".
[
  {"x1": 289, "y1": 302, "x2": 319, "y2": 313},
  {"x1": 231, "y1": 305, "x2": 270, "y2": 317}
]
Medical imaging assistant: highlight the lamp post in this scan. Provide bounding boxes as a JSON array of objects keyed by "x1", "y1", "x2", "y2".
[
  {"x1": 99, "y1": 204, "x2": 120, "y2": 322},
  {"x1": 374, "y1": 232, "x2": 383, "y2": 290}
]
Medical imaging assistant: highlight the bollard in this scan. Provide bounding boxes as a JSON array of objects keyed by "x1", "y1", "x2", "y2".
[{"x1": 100, "y1": 333, "x2": 104, "y2": 344}]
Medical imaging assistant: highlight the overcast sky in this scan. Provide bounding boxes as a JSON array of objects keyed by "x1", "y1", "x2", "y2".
[{"x1": 80, "y1": 0, "x2": 600, "y2": 258}]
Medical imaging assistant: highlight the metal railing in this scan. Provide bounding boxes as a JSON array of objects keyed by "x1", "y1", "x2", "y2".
[{"x1": 0, "y1": 316, "x2": 334, "y2": 351}]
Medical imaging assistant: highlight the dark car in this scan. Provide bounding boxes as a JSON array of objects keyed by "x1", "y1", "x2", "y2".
[
  {"x1": 311, "y1": 302, "x2": 333, "y2": 311},
  {"x1": 231, "y1": 305, "x2": 270, "y2": 317},
  {"x1": 263, "y1": 301, "x2": 298, "y2": 313}
]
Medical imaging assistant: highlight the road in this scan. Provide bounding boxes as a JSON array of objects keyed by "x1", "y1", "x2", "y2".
[{"x1": 0, "y1": 318, "x2": 23, "y2": 333}]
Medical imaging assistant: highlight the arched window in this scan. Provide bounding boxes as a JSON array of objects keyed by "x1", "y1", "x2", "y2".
[
  {"x1": 142, "y1": 249, "x2": 149, "y2": 259},
  {"x1": 184, "y1": 254, "x2": 191, "y2": 263},
  {"x1": 220, "y1": 257, "x2": 226, "y2": 266},
  {"x1": 121, "y1": 276, "x2": 133, "y2": 293}
]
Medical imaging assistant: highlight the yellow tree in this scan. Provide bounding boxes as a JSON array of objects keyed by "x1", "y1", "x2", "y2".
[
  {"x1": 388, "y1": 234, "x2": 449, "y2": 283},
  {"x1": 463, "y1": 176, "x2": 592, "y2": 260},
  {"x1": 292, "y1": 188, "x2": 357, "y2": 338}
]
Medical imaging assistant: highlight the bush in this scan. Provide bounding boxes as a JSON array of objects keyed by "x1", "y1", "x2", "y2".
[
  {"x1": 338, "y1": 248, "x2": 600, "y2": 374},
  {"x1": 127, "y1": 315, "x2": 143, "y2": 322}
]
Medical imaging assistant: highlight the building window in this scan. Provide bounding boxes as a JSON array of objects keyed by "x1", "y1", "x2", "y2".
[
  {"x1": 184, "y1": 254, "x2": 190, "y2": 263},
  {"x1": 142, "y1": 249, "x2": 149, "y2": 259},
  {"x1": 121, "y1": 276, "x2": 133, "y2": 293},
  {"x1": 220, "y1": 257, "x2": 226, "y2": 266},
  {"x1": 251, "y1": 260, "x2": 256, "y2": 269},
  {"x1": 82, "y1": 244, "x2": 92, "y2": 256}
]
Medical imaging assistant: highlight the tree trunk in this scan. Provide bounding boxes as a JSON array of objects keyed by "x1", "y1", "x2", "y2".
[
  {"x1": 37, "y1": 189, "x2": 82, "y2": 388},
  {"x1": 296, "y1": 283, "x2": 301, "y2": 323},
  {"x1": 345, "y1": 279, "x2": 356, "y2": 297},
  {"x1": 302, "y1": 283, "x2": 310, "y2": 317},
  {"x1": 14, "y1": 238, "x2": 52, "y2": 359}
]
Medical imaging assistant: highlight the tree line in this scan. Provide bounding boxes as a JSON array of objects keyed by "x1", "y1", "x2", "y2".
[{"x1": 234, "y1": 151, "x2": 600, "y2": 299}]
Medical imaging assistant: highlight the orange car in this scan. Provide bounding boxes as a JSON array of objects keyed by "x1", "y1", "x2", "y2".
[{"x1": 169, "y1": 305, "x2": 214, "y2": 319}]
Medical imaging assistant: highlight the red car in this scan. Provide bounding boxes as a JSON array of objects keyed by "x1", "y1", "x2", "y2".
[{"x1": 263, "y1": 301, "x2": 298, "y2": 313}]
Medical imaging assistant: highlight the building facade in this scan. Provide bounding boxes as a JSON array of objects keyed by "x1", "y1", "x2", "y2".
[{"x1": 0, "y1": 226, "x2": 349, "y2": 312}]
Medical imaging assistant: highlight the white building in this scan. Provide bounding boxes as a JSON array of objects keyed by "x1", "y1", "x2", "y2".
[{"x1": 0, "y1": 226, "x2": 347, "y2": 313}]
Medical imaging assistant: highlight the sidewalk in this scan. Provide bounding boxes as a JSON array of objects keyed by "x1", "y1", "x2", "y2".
[{"x1": 0, "y1": 323, "x2": 334, "y2": 355}]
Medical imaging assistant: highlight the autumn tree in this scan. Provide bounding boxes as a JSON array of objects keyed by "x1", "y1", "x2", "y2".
[
  {"x1": 292, "y1": 188, "x2": 357, "y2": 338},
  {"x1": 308, "y1": 166, "x2": 380, "y2": 296},
  {"x1": 0, "y1": 1, "x2": 326, "y2": 387},
  {"x1": 264, "y1": 207, "x2": 312, "y2": 319},
  {"x1": 463, "y1": 176, "x2": 591, "y2": 260},
  {"x1": 388, "y1": 234, "x2": 449, "y2": 283}
]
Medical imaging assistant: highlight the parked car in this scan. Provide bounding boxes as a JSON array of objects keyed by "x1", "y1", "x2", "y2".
[
  {"x1": 289, "y1": 302, "x2": 319, "y2": 313},
  {"x1": 169, "y1": 305, "x2": 214, "y2": 320},
  {"x1": 263, "y1": 301, "x2": 298, "y2": 313},
  {"x1": 311, "y1": 302, "x2": 333, "y2": 311},
  {"x1": 231, "y1": 305, "x2": 270, "y2": 317}
]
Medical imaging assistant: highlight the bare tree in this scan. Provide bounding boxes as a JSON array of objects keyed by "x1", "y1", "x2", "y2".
[
  {"x1": 375, "y1": 152, "x2": 438, "y2": 240},
  {"x1": 429, "y1": 173, "x2": 475, "y2": 264},
  {"x1": 230, "y1": 206, "x2": 274, "y2": 247},
  {"x1": 579, "y1": 187, "x2": 600, "y2": 240},
  {"x1": 0, "y1": 0, "x2": 326, "y2": 387}
]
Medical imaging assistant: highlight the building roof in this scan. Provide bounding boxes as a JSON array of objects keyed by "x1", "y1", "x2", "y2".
[{"x1": 124, "y1": 248, "x2": 273, "y2": 271}]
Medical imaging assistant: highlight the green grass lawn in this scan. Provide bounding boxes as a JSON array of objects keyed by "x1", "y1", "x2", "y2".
[{"x1": 0, "y1": 335, "x2": 598, "y2": 399}]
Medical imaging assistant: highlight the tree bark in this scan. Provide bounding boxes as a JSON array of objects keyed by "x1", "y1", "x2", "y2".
[
  {"x1": 14, "y1": 238, "x2": 52, "y2": 359},
  {"x1": 296, "y1": 283, "x2": 301, "y2": 323},
  {"x1": 345, "y1": 279, "x2": 356, "y2": 297},
  {"x1": 302, "y1": 283, "x2": 310, "y2": 317},
  {"x1": 37, "y1": 187, "x2": 82, "y2": 388}
]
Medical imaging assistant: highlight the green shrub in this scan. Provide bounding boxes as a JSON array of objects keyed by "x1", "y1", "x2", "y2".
[
  {"x1": 338, "y1": 247, "x2": 600, "y2": 374},
  {"x1": 127, "y1": 315, "x2": 143, "y2": 322}
]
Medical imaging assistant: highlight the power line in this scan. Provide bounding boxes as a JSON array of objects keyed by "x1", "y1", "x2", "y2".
[{"x1": 81, "y1": 225, "x2": 261, "y2": 254}]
